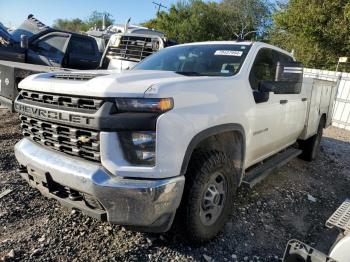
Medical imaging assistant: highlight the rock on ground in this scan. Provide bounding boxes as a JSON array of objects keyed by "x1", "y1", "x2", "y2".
[{"x1": 1, "y1": 109, "x2": 349, "y2": 261}]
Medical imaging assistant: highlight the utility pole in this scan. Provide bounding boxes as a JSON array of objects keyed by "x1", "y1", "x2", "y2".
[{"x1": 152, "y1": 1, "x2": 167, "y2": 14}]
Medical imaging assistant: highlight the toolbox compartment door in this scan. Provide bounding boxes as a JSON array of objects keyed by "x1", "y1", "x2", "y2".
[{"x1": 299, "y1": 78, "x2": 338, "y2": 139}]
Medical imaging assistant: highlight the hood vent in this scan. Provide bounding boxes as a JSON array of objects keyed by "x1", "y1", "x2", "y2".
[{"x1": 52, "y1": 73, "x2": 107, "y2": 81}]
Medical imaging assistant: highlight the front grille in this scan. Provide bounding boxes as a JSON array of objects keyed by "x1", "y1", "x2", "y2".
[
  {"x1": 20, "y1": 115, "x2": 100, "y2": 162},
  {"x1": 106, "y1": 35, "x2": 157, "y2": 62},
  {"x1": 20, "y1": 90, "x2": 104, "y2": 111}
]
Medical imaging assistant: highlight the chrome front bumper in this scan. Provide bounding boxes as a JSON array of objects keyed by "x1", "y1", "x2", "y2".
[{"x1": 15, "y1": 138, "x2": 185, "y2": 232}]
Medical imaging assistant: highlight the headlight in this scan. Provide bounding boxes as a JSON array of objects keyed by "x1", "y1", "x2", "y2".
[
  {"x1": 119, "y1": 131, "x2": 156, "y2": 166},
  {"x1": 116, "y1": 98, "x2": 173, "y2": 113}
]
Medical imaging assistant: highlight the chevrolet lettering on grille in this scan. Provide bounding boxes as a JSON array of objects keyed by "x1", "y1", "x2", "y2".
[{"x1": 14, "y1": 103, "x2": 95, "y2": 126}]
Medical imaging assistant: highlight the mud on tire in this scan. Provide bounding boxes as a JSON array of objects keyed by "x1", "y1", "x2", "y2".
[{"x1": 176, "y1": 150, "x2": 239, "y2": 243}]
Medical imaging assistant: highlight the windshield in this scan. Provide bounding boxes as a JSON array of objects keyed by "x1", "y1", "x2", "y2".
[{"x1": 133, "y1": 44, "x2": 251, "y2": 76}]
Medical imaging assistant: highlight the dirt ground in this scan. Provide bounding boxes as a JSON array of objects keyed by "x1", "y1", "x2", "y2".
[{"x1": 0, "y1": 109, "x2": 349, "y2": 262}]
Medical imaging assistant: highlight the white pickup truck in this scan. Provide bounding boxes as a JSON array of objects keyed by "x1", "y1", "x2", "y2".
[{"x1": 13, "y1": 41, "x2": 337, "y2": 243}]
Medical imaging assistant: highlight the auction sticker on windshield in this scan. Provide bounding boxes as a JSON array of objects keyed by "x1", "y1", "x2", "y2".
[{"x1": 214, "y1": 50, "x2": 243, "y2": 56}]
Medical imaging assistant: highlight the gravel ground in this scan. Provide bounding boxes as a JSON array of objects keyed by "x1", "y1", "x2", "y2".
[{"x1": 0, "y1": 109, "x2": 349, "y2": 262}]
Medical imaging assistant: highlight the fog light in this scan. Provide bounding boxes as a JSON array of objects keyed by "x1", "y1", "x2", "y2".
[
  {"x1": 119, "y1": 131, "x2": 156, "y2": 166},
  {"x1": 132, "y1": 132, "x2": 156, "y2": 146},
  {"x1": 136, "y1": 150, "x2": 156, "y2": 161}
]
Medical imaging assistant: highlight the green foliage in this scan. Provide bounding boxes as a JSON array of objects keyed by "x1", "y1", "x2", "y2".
[
  {"x1": 219, "y1": 0, "x2": 272, "y2": 39},
  {"x1": 85, "y1": 11, "x2": 114, "y2": 29},
  {"x1": 52, "y1": 11, "x2": 114, "y2": 33},
  {"x1": 269, "y1": 0, "x2": 350, "y2": 70},
  {"x1": 142, "y1": 0, "x2": 272, "y2": 43},
  {"x1": 53, "y1": 18, "x2": 88, "y2": 32}
]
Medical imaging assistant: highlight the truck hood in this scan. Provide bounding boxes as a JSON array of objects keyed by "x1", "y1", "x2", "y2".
[{"x1": 19, "y1": 70, "x2": 205, "y2": 97}]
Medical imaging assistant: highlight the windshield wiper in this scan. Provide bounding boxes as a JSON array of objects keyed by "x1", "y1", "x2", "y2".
[
  {"x1": 175, "y1": 71, "x2": 232, "y2": 77},
  {"x1": 175, "y1": 71, "x2": 202, "y2": 76}
]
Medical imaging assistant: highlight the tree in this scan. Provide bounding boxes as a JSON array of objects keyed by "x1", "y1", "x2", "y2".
[
  {"x1": 142, "y1": 0, "x2": 272, "y2": 43},
  {"x1": 85, "y1": 11, "x2": 114, "y2": 29},
  {"x1": 269, "y1": 0, "x2": 350, "y2": 70},
  {"x1": 219, "y1": 0, "x2": 272, "y2": 40},
  {"x1": 53, "y1": 18, "x2": 88, "y2": 32},
  {"x1": 52, "y1": 11, "x2": 114, "y2": 33}
]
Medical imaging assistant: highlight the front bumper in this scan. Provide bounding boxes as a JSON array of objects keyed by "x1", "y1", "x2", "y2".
[
  {"x1": 0, "y1": 96, "x2": 14, "y2": 111},
  {"x1": 15, "y1": 138, "x2": 185, "y2": 232}
]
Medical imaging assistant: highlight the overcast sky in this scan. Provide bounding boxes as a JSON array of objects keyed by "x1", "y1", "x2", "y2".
[{"x1": 0, "y1": 0, "x2": 221, "y2": 28}]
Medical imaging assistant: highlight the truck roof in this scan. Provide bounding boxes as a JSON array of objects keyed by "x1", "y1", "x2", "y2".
[
  {"x1": 177, "y1": 41, "x2": 253, "y2": 46},
  {"x1": 173, "y1": 41, "x2": 293, "y2": 58}
]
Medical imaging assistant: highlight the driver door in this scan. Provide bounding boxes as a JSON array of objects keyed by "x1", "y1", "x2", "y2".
[{"x1": 246, "y1": 48, "x2": 291, "y2": 166}]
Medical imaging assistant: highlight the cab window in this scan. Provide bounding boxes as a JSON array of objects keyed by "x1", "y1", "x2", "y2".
[
  {"x1": 35, "y1": 35, "x2": 69, "y2": 55},
  {"x1": 249, "y1": 48, "x2": 277, "y2": 90},
  {"x1": 69, "y1": 37, "x2": 95, "y2": 55},
  {"x1": 249, "y1": 48, "x2": 301, "y2": 101}
]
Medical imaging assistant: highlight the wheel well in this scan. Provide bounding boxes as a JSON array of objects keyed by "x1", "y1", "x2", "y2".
[{"x1": 182, "y1": 130, "x2": 245, "y2": 182}]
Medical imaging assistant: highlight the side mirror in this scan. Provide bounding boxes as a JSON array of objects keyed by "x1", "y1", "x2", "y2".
[
  {"x1": 20, "y1": 35, "x2": 28, "y2": 49},
  {"x1": 274, "y1": 61, "x2": 303, "y2": 94},
  {"x1": 275, "y1": 61, "x2": 303, "y2": 82},
  {"x1": 252, "y1": 81, "x2": 276, "y2": 103},
  {"x1": 259, "y1": 80, "x2": 276, "y2": 93},
  {"x1": 253, "y1": 90, "x2": 269, "y2": 103},
  {"x1": 258, "y1": 61, "x2": 304, "y2": 95}
]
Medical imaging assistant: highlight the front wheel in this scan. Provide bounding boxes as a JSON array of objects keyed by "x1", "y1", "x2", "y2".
[
  {"x1": 177, "y1": 151, "x2": 238, "y2": 243},
  {"x1": 299, "y1": 116, "x2": 325, "y2": 161}
]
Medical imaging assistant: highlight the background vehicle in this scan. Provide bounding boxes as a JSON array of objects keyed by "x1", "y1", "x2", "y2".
[
  {"x1": 86, "y1": 22, "x2": 149, "y2": 52},
  {"x1": 0, "y1": 17, "x2": 173, "y2": 111},
  {"x1": 13, "y1": 41, "x2": 337, "y2": 243},
  {"x1": 0, "y1": 15, "x2": 102, "y2": 110},
  {"x1": 0, "y1": 60, "x2": 71, "y2": 109},
  {"x1": 0, "y1": 15, "x2": 101, "y2": 68},
  {"x1": 99, "y1": 26, "x2": 176, "y2": 70}
]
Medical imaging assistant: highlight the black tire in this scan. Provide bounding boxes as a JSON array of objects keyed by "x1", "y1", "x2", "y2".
[
  {"x1": 177, "y1": 150, "x2": 239, "y2": 243},
  {"x1": 299, "y1": 116, "x2": 325, "y2": 161}
]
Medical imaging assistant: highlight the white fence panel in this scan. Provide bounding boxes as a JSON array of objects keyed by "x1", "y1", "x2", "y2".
[{"x1": 304, "y1": 68, "x2": 350, "y2": 131}]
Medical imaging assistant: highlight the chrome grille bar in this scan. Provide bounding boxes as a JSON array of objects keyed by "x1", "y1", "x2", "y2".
[
  {"x1": 20, "y1": 115, "x2": 100, "y2": 162},
  {"x1": 20, "y1": 90, "x2": 104, "y2": 111}
]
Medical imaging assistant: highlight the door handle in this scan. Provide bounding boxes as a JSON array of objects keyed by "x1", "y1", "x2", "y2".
[
  {"x1": 280, "y1": 100, "x2": 288, "y2": 104},
  {"x1": 301, "y1": 98, "x2": 307, "y2": 101}
]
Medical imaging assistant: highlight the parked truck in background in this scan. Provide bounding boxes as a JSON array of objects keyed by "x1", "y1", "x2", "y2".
[
  {"x1": 86, "y1": 22, "x2": 150, "y2": 52},
  {"x1": 0, "y1": 15, "x2": 101, "y2": 68},
  {"x1": 99, "y1": 26, "x2": 175, "y2": 70},
  {"x1": 13, "y1": 41, "x2": 338, "y2": 243},
  {"x1": 0, "y1": 17, "x2": 173, "y2": 111},
  {"x1": 0, "y1": 15, "x2": 101, "y2": 110}
]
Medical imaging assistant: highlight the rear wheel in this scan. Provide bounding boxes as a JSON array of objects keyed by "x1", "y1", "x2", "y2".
[
  {"x1": 178, "y1": 151, "x2": 238, "y2": 243},
  {"x1": 299, "y1": 116, "x2": 325, "y2": 161}
]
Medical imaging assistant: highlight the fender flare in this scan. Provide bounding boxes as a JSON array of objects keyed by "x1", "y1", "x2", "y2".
[{"x1": 180, "y1": 123, "x2": 246, "y2": 176}]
